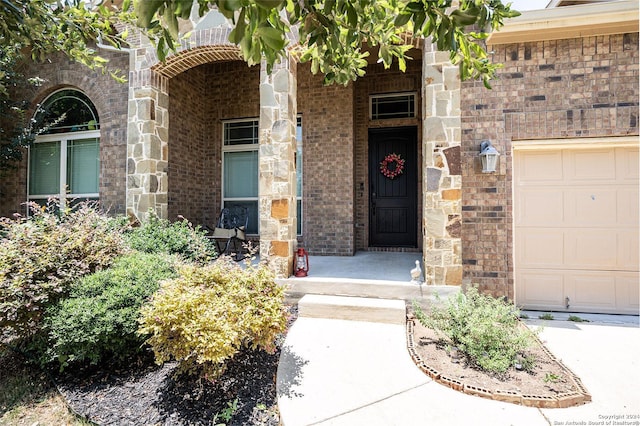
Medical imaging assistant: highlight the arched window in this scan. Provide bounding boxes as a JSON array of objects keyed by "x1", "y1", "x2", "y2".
[{"x1": 28, "y1": 89, "x2": 100, "y2": 207}]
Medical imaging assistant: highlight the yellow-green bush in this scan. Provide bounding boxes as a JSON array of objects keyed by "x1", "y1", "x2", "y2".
[{"x1": 138, "y1": 257, "x2": 288, "y2": 377}]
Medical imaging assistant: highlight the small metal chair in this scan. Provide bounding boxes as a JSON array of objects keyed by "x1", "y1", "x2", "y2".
[{"x1": 209, "y1": 206, "x2": 249, "y2": 260}]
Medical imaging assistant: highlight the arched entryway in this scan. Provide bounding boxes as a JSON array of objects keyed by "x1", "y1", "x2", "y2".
[{"x1": 127, "y1": 27, "x2": 299, "y2": 276}]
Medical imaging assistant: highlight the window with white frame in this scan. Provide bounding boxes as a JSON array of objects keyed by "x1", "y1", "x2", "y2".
[
  {"x1": 222, "y1": 117, "x2": 303, "y2": 236},
  {"x1": 222, "y1": 119, "x2": 259, "y2": 234},
  {"x1": 28, "y1": 89, "x2": 100, "y2": 208}
]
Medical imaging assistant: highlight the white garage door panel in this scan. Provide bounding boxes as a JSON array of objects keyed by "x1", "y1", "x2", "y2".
[
  {"x1": 515, "y1": 271, "x2": 565, "y2": 308},
  {"x1": 515, "y1": 143, "x2": 639, "y2": 315},
  {"x1": 566, "y1": 149, "x2": 616, "y2": 181},
  {"x1": 564, "y1": 188, "x2": 617, "y2": 226},
  {"x1": 617, "y1": 147, "x2": 639, "y2": 181},
  {"x1": 518, "y1": 151, "x2": 563, "y2": 182},
  {"x1": 616, "y1": 274, "x2": 640, "y2": 312},
  {"x1": 515, "y1": 189, "x2": 564, "y2": 226},
  {"x1": 618, "y1": 230, "x2": 640, "y2": 270},
  {"x1": 618, "y1": 187, "x2": 639, "y2": 226},
  {"x1": 564, "y1": 229, "x2": 618, "y2": 269},
  {"x1": 565, "y1": 272, "x2": 617, "y2": 310},
  {"x1": 516, "y1": 230, "x2": 564, "y2": 268}
]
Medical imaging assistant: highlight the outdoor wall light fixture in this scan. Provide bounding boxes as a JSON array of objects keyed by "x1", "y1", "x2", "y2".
[{"x1": 479, "y1": 140, "x2": 500, "y2": 173}]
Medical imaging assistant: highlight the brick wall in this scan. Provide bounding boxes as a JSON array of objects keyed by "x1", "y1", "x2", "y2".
[
  {"x1": 167, "y1": 65, "x2": 207, "y2": 223},
  {"x1": 0, "y1": 157, "x2": 26, "y2": 219},
  {"x1": 0, "y1": 50, "x2": 130, "y2": 218},
  {"x1": 460, "y1": 33, "x2": 639, "y2": 299},
  {"x1": 297, "y1": 63, "x2": 355, "y2": 255},
  {"x1": 167, "y1": 61, "x2": 260, "y2": 226}
]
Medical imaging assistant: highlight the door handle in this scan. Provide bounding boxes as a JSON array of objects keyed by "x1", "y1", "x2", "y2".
[{"x1": 371, "y1": 192, "x2": 376, "y2": 216}]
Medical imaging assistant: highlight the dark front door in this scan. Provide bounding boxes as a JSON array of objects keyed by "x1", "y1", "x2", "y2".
[{"x1": 369, "y1": 127, "x2": 418, "y2": 247}]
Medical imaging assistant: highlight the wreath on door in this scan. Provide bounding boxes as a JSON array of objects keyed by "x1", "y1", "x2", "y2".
[{"x1": 379, "y1": 153, "x2": 405, "y2": 179}]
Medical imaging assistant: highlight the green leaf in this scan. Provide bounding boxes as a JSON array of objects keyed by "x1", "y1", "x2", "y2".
[
  {"x1": 413, "y1": 12, "x2": 426, "y2": 33},
  {"x1": 323, "y1": 0, "x2": 336, "y2": 14},
  {"x1": 398, "y1": 56, "x2": 406, "y2": 72},
  {"x1": 229, "y1": 8, "x2": 246, "y2": 43},
  {"x1": 346, "y1": 5, "x2": 357, "y2": 28},
  {"x1": 405, "y1": 2, "x2": 423, "y2": 13},
  {"x1": 255, "y1": 0, "x2": 282, "y2": 10},
  {"x1": 394, "y1": 13, "x2": 411, "y2": 27},
  {"x1": 256, "y1": 25, "x2": 285, "y2": 51},
  {"x1": 176, "y1": 0, "x2": 192, "y2": 19},
  {"x1": 239, "y1": 32, "x2": 252, "y2": 59},
  {"x1": 451, "y1": 9, "x2": 478, "y2": 27},
  {"x1": 134, "y1": 0, "x2": 162, "y2": 28},
  {"x1": 379, "y1": 44, "x2": 390, "y2": 66}
]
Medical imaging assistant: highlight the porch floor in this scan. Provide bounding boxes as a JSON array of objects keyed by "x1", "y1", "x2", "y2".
[
  {"x1": 296, "y1": 251, "x2": 422, "y2": 281},
  {"x1": 274, "y1": 251, "x2": 460, "y2": 303}
]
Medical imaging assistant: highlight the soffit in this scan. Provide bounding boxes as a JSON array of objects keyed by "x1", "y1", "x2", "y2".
[{"x1": 488, "y1": 0, "x2": 639, "y2": 45}]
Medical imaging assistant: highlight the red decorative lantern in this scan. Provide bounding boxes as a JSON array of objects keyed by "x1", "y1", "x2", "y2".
[{"x1": 295, "y1": 247, "x2": 310, "y2": 277}]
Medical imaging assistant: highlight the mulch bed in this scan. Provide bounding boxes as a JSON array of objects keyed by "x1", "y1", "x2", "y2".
[
  {"x1": 57, "y1": 350, "x2": 280, "y2": 426},
  {"x1": 408, "y1": 317, "x2": 591, "y2": 408},
  {"x1": 56, "y1": 306, "x2": 298, "y2": 426}
]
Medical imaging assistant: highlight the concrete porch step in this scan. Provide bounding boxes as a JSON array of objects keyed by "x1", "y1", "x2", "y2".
[
  {"x1": 298, "y1": 294, "x2": 406, "y2": 324},
  {"x1": 277, "y1": 276, "x2": 460, "y2": 304}
]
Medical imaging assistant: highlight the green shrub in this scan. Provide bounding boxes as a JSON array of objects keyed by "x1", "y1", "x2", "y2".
[
  {"x1": 568, "y1": 315, "x2": 589, "y2": 323},
  {"x1": 124, "y1": 212, "x2": 216, "y2": 264},
  {"x1": 0, "y1": 202, "x2": 125, "y2": 338},
  {"x1": 44, "y1": 252, "x2": 179, "y2": 369},
  {"x1": 138, "y1": 257, "x2": 288, "y2": 378},
  {"x1": 414, "y1": 286, "x2": 536, "y2": 374}
]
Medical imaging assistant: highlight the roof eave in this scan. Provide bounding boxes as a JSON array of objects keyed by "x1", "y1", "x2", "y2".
[{"x1": 487, "y1": 0, "x2": 639, "y2": 45}]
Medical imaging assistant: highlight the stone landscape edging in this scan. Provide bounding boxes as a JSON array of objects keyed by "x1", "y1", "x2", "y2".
[{"x1": 406, "y1": 317, "x2": 592, "y2": 409}]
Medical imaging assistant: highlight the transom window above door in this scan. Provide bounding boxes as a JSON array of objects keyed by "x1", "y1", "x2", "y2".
[
  {"x1": 370, "y1": 92, "x2": 416, "y2": 120},
  {"x1": 29, "y1": 89, "x2": 100, "y2": 209}
]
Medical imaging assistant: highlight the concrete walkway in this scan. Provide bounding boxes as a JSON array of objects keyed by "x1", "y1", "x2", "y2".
[{"x1": 277, "y1": 312, "x2": 639, "y2": 426}]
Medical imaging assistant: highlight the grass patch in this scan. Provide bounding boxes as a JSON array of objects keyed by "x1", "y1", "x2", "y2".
[
  {"x1": 0, "y1": 344, "x2": 89, "y2": 425},
  {"x1": 538, "y1": 313, "x2": 554, "y2": 320}
]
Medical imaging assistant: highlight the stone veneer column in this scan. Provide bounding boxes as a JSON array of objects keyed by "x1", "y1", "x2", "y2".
[
  {"x1": 126, "y1": 51, "x2": 170, "y2": 222},
  {"x1": 422, "y1": 41, "x2": 463, "y2": 286},
  {"x1": 259, "y1": 56, "x2": 298, "y2": 278}
]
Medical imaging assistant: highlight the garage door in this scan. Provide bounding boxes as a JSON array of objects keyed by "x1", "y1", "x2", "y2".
[{"x1": 514, "y1": 142, "x2": 639, "y2": 315}]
